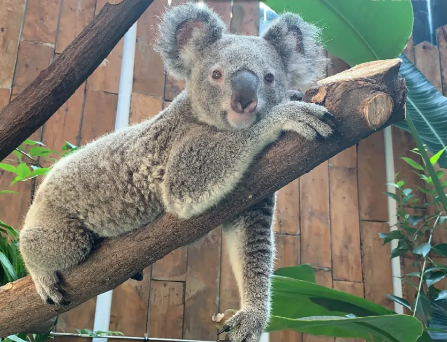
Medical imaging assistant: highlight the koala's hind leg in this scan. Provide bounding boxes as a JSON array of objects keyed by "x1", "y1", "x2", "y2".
[
  {"x1": 218, "y1": 195, "x2": 275, "y2": 342},
  {"x1": 20, "y1": 225, "x2": 97, "y2": 305}
]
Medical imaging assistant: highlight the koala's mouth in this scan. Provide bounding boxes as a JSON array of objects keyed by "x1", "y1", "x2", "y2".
[{"x1": 225, "y1": 110, "x2": 258, "y2": 130}]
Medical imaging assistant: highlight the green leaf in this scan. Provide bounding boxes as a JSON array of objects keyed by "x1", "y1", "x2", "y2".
[
  {"x1": 414, "y1": 293, "x2": 432, "y2": 325},
  {"x1": 0, "y1": 251, "x2": 18, "y2": 281},
  {"x1": 12, "y1": 150, "x2": 23, "y2": 162},
  {"x1": 379, "y1": 230, "x2": 404, "y2": 245},
  {"x1": 0, "y1": 220, "x2": 19, "y2": 239},
  {"x1": 5, "y1": 335, "x2": 28, "y2": 342},
  {"x1": 391, "y1": 247, "x2": 408, "y2": 258},
  {"x1": 0, "y1": 190, "x2": 19, "y2": 195},
  {"x1": 385, "y1": 294, "x2": 412, "y2": 311},
  {"x1": 262, "y1": 0, "x2": 413, "y2": 66},
  {"x1": 431, "y1": 243, "x2": 447, "y2": 257},
  {"x1": 29, "y1": 168, "x2": 50, "y2": 178},
  {"x1": 29, "y1": 146, "x2": 60, "y2": 158},
  {"x1": 273, "y1": 264, "x2": 316, "y2": 283},
  {"x1": 436, "y1": 170, "x2": 445, "y2": 180},
  {"x1": 22, "y1": 139, "x2": 44, "y2": 146},
  {"x1": 395, "y1": 55, "x2": 447, "y2": 169},
  {"x1": 0, "y1": 163, "x2": 18, "y2": 174},
  {"x1": 9, "y1": 176, "x2": 21, "y2": 186},
  {"x1": 266, "y1": 314, "x2": 423, "y2": 342},
  {"x1": 426, "y1": 272, "x2": 446, "y2": 287},
  {"x1": 61, "y1": 141, "x2": 78, "y2": 151},
  {"x1": 385, "y1": 191, "x2": 400, "y2": 202},
  {"x1": 401, "y1": 157, "x2": 425, "y2": 171},
  {"x1": 430, "y1": 148, "x2": 447, "y2": 166},
  {"x1": 406, "y1": 272, "x2": 422, "y2": 278},
  {"x1": 402, "y1": 188, "x2": 413, "y2": 196},
  {"x1": 413, "y1": 243, "x2": 431, "y2": 257},
  {"x1": 407, "y1": 216, "x2": 425, "y2": 226},
  {"x1": 16, "y1": 163, "x2": 31, "y2": 180}
]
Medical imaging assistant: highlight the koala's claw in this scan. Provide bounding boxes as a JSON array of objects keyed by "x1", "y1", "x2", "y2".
[
  {"x1": 219, "y1": 309, "x2": 266, "y2": 342},
  {"x1": 131, "y1": 271, "x2": 144, "y2": 281},
  {"x1": 321, "y1": 111, "x2": 338, "y2": 128}
]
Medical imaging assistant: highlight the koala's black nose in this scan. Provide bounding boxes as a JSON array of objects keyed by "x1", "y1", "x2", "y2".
[{"x1": 231, "y1": 70, "x2": 259, "y2": 114}]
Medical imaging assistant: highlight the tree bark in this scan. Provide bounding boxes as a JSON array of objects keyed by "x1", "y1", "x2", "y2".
[
  {"x1": 0, "y1": 59, "x2": 407, "y2": 337},
  {"x1": 0, "y1": 0, "x2": 154, "y2": 162}
]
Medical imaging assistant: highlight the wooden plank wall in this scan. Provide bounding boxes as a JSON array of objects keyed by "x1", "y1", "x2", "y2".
[{"x1": 1, "y1": 1, "x2": 446, "y2": 342}]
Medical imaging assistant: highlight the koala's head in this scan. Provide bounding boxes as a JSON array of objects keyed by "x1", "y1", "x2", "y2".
[{"x1": 155, "y1": 2, "x2": 328, "y2": 131}]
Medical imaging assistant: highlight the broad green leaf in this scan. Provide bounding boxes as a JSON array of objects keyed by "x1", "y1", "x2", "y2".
[
  {"x1": 385, "y1": 191, "x2": 400, "y2": 202},
  {"x1": 426, "y1": 272, "x2": 446, "y2": 287},
  {"x1": 413, "y1": 243, "x2": 431, "y2": 257},
  {"x1": 431, "y1": 243, "x2": 447, "y2": 258},
  {"x1": 16, "y1": 163, "x2": 31, "y2": 180},
  {"x1": 414, "y1": 293, "x2": 432, "y2": 325},
  {"x1": 5, "y1": 335, "x2": 28, "y2": 342},
  {"x1": 29, "y1": 168, "x2": 50, "y2": 178},
  {"x1": 0, "y1": 251, "x2": 18, "y2": 282},
  {"x1": 401, "y1": 157, "x2": 425, "y2": 171},
  {"x1": 385, "y1": 294, "x2": 412, "y2": 311},
  {"x1": 274, "y1": 264, "x2": 316, "y2": 283},
  {"x1": 395, "y1": 55, "x2": 447, "y2": 169},
  {"x1": 266, "y1": 314, "x2": 423, "y2": 342},
  {"x1": 61, "y1": 141, "x2": 78, "y2": 151},
  {"x1": 262, "y1": 0, "x2": 413, "y2": 66},
  {"x1": 0, "y1": 163, "x2": 18, "y2": 174},
  {"x1": 391, "y1": 247, "x2": 408, "y2": 259},
  {"x1": 12, "y1": 150, "x2": 22, "y2": 162},
  {"x1": 10, "y1": 176, "x2": 22, "y2": 186},
  {"x1": 270, "y1": 275, "x2": 393, "y2": 321},
  {"x1": 435, "y1": 290, "x2": 447, "y2": 301},
  {"x1": 22, "y1": 139, "x2": 44, "y2": 146},
  {"x1": 407, "y1": 215, "x2": 425, "y2": 226}
]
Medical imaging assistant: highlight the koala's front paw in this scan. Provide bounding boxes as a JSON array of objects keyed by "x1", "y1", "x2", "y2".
[
  {"x1": 278, "y1": 102, "x2": 337, "y2": 141},
  {"x1": 218, "y1": 309, "x2": 267, "y2": 342},
  {"x1": 34, "y1": 270, "x2": 71, "y2": 306}
]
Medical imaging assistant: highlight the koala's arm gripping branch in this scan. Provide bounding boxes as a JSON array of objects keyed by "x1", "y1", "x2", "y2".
[
  {"x1": 0, "y1": 0, "x2": 154, "y2": 162},
  {"x1": 0, "y1": 59, "x2": 406, "y2": 337}
]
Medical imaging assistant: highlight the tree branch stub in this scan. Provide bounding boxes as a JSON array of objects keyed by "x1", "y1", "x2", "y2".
[{"x1": 0, "y1": 58, "x2": 406, "y2": 337}]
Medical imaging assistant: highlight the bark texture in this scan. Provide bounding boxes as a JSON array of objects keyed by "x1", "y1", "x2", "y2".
[
  {"x1": 0, "y1": 0, "x2": 154, "y2": 162},
  {"x1": 0, "y1": 59, "x2": 407, "y2": 337}
]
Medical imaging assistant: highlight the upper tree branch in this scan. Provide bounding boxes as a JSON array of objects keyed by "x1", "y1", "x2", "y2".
[
  {"x1": 0, "y1": 59, "x2": 407, "y2": 337},
  {"x1": 0, "y1": 0, "x2": 154, "y2": 162}
]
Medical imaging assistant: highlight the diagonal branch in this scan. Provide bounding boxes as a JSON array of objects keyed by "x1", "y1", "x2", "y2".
[
  {"x1": 0, "y1": 0, "x2": 154, "y2": 162},
  {"x1": 0, "y1": 59, "x2": 407, "y2": 337}
]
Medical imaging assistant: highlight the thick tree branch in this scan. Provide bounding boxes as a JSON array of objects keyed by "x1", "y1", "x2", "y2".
[
  {"x1": 0, "y1": 0, "x2": 154, "y2": 162},
  {"x1": 0, "y1": 59, "x2": 406, "y2": 337}
]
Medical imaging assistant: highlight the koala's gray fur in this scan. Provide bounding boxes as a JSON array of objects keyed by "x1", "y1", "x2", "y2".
[{"x1": 19, "y1": 3, "x2": 333, "y2": 342}]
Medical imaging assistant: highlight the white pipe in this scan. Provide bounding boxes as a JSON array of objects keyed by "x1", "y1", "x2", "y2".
[
  {"x1": 383, "y1": 126, "x2": 404, "y2": 314},
  {"x1": 92, "y1": 22, "x2": 138, "y2": 342}
]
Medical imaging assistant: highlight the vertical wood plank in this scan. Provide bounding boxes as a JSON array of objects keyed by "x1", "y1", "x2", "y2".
[
  {"x1": 130, "y1": 93, "x2": 163, "y2": 124},
  {"x1": 0, "y1": 0, "x2": 26, "y2": 89},
  {"x1": 22, "y1": 0, "x2": 61, "y2": 44},
  {"x1": 152, "y1": 247, "x2": 187, "y2": 282},
  {"x1": 357, "y1": 132, "x2": 388, "y2": 222},
  {"x1": 274, "y1": 235, "x2": 301, "y2": 269},
  {"x1": 437, "y1": 26, "x2": 447, "y2": 95},
  {"x1": 274, "y1": 180, "x2": 300, "y2": 235},
  {"x1": 11, "y1": 41, "x2": 54, "y2": 97},
  {"x1": 133, "y1": 0, "x2": 167, "y2": 97},
  {"x1": 329, "y1": 167, "x2": 362, "y2": 282},
  {"x1": 333, "y1": 281, "x2": 364, "y2": 342},
  {"x1": 360, "y1": 222, "x2": 394, "y2": 310},
  {"x1": 110, "y1": 268, "x2": 152, "y2": 339},
  {"x1": 300, "y1": 163, "x2": 331, "y2": 268},
  {"x1": 56, "y1": 0, "x2": 96, "y2": 53},
  {"x1": 148, "y1": 281, "x2": 185, "y2": 338},
  {"x1": 414, "y1": 42, "x2": 442, "y2": 92},
  {"x1": 184, "y1": 229, "x2": 221, "y2": 340}
]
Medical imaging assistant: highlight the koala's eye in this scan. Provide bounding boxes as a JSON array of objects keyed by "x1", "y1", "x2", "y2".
[
  {"x1": 264, "y1": 73, "x2": 274, "y2": 83},
  {"x1": 212, "y1": 70, "x2": 222, "y2": 80}
]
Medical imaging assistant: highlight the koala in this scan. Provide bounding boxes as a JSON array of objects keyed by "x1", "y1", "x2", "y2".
[{"x1": 19, "y1": 3, "x2": 334, "y2": 342}]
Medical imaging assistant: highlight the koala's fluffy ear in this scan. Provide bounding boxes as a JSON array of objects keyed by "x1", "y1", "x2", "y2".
[
  {"x1": 262, "y1": 13, "x2": 329, "y2": 89},
  {"x1": 155, "y1": 3, "x2": 226, "y2": 80}
]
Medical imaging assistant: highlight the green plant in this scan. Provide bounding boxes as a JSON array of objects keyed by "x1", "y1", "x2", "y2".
[
  {"x1": 220, "y1": 265, "x2": 425, "y2": 342},
  {"x1": 381, "y1": 146, "x2": 446, "y2": 341}
]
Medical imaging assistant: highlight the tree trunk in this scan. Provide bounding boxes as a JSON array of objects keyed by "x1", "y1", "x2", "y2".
[
  {"x1": 0, "y1": 59, "x2": 407, "y2": 337},
  {"x1": 0, "y1": 0, "x2": 154, "y2": 162}
]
